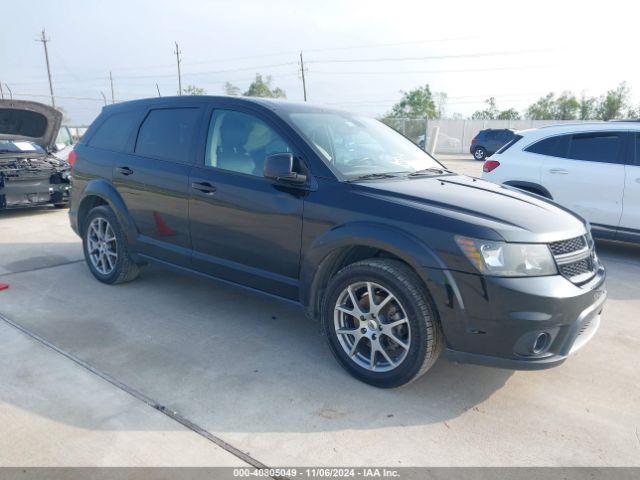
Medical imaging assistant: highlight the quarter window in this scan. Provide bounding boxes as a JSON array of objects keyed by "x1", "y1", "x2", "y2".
[
  {"x1": 135, "y1": 108, "x2": 200, "y2": 163},
  {"x1": 89, "y1": 111, "x2": 140, "y2": 152},
  {"x1": 525, "y1": 135, "x2": 568, "y2": 157},
  {"x1": 205, "y1": 109, "x2": 292, "y2": 176}
]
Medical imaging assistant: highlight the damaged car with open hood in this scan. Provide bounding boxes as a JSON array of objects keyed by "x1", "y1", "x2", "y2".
[{"x1": 0, "y1": 99, "x2": 71, "y2": 209}]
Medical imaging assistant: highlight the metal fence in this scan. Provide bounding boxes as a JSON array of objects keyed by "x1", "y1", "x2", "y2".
[{"x1": 381, "y1": 118, "x2": 597, "y2": 155}]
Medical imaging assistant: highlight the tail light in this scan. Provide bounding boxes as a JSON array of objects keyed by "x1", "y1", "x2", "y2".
[
  {"x1": 68, "y1": 150, "x2": 77, "y2": 167},
  {"x1": 483, "y1": 160, "x2": 500, "y2": 173},
  {"x1": 471, "y1": 138, "x2": 477, "y2": 145}
]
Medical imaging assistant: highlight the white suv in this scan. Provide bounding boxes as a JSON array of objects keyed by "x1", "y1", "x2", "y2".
[{"x1": 481, "y1": 122, "x2": 640, "y2": 243}]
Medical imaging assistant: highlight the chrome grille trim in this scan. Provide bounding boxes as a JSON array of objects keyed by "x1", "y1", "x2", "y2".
[{"x1": 549, "y1": 235, "x2": 596, "y2": 284}]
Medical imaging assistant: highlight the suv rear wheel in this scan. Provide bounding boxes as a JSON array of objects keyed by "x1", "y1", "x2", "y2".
[
  {"x1": 82, "y1": 205, "x2": 139, "y2": 284},
  {"x1": 472, "y1": 147, "x2": 487, "y2": 160},
  {"x1": 321, "y1": 259, "x2": 442, "y2": 388}
]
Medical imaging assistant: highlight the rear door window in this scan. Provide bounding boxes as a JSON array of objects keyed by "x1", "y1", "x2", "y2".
[
  {"x1": 566, "y1": 132, "x2": 624, "y2": 164},
  {"x1": 89, "y1": 111, "x2": 140, "y2": 152},
  {"x1": 135, "y1": 108, "x2": 200, "y2": 163}
]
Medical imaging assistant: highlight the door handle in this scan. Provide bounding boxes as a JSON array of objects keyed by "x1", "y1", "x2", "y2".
[
  {"x1": 191, "y1": 181, "x2": 217, "y2": 194},
  {"x1": 117, "y1": 166, "x2": 134, "y2": 176},
  {"x1": 549, "y1": 168, "x2": 569, "y2": 175}
]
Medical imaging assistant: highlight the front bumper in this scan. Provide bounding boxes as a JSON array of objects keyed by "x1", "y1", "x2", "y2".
[
  {"x1": 426, "y1": 264, "x2": 606, "y2": 370},
  {"x1": 0, "y1": 177, "x2": 71, "y2": 208}
]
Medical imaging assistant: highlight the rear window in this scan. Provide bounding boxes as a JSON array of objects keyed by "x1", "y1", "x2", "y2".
[
  {"x1": 89, "y1": 111, "x2": 140, "y2": 152},
  {"x1": 134, "y1": 108, "x2": 199, "y2": 163},
  {"x1": 496, "y1": 134, "x2": 523, "y2": 154}
]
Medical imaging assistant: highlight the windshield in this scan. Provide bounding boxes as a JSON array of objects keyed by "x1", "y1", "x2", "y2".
[
  {"x1": 0, "y1": 139, "x2": 45, "y2": 154},
  {"x1": 287, "y1": 112, "x2": 442, "y2": 179}
]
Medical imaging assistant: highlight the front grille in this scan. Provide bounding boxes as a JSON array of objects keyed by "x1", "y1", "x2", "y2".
[
  {"x1": 549, "y1": 236, "x2": 586, "y2": 256},
  {"x1": 559, "y1": 258, "x2": 593, "y2": 279},
  {"x1": 549, "y1": 235, "x2": 596, "y2": 284}
]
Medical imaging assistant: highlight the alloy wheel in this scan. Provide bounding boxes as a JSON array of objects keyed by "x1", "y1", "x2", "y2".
[
  {"x1": 333, "y1": 281, "x2": 411, "y2": 372},
  {"x1": 87, "y1": 217, "x2": 118, "y2": 275}
]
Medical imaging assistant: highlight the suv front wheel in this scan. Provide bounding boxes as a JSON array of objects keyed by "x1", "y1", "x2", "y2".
[
  {"x1": 321, "y1": 259, "x2": 442, "y2": 388},
  {"x1": 82, "y1": 205, "x2": 139, "y2": 284}
]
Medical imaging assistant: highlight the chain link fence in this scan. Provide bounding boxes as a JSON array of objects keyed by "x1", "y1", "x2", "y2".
[{"x1": 381, "y1": 118, "x2": 596, "y2": 155}]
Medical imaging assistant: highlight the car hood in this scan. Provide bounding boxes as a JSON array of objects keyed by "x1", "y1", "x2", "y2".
[
  {"x1": 352, "y1": 174, "x2": 588, "y2": 243},
  {"x1": 0, "y1": 99, "x2": 62, "y2": 150}
]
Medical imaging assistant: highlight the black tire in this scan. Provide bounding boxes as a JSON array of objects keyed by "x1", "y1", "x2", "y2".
[
  {"x1": 82, "y1": 205, "x2": 139, "y2": 284},
  {"x1": 472, "y1": 147, "x2": 487, "y2": 161},
  {"x1": 321, "y1": 258, "x2": 443, "y2": 388}
]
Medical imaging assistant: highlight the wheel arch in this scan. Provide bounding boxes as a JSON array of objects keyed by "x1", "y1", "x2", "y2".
[
  {"x1": 77, "y1": 179, "x2": 138, "y2": 248},
  {"x1": 300, "y1": 222, "x2": 447, "y2": 320}
]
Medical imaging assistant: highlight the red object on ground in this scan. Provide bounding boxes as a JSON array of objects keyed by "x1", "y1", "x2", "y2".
[{"x1": 0, "y1": 283, "x2": 9, "y2": 291}]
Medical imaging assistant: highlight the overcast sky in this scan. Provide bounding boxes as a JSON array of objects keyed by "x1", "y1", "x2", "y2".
[{"x1": 1, "y1": 0, "x2": 638, "y2": 124}]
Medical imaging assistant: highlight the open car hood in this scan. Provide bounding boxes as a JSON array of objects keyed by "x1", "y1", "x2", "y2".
[{"x1": 0, "y1": 99, "x2": 63, "y2": 150}]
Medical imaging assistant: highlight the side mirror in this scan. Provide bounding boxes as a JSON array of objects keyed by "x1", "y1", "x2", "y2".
[{"x1": 264, "y1": 153, "x2": 307, "y2": 184}]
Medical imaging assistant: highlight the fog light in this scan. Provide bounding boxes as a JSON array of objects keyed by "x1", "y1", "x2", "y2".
[{"x1": 531, "y1": 332, "x2": 551, "y2": 354}]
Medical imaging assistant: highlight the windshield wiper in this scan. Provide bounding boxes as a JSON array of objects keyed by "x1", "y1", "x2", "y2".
[
  {"x1": 407, "y1": 167, "x2": 452, "y2": 177},
  {"x1": 347, "y1": 172, "x2": 402, "y2": 182}
]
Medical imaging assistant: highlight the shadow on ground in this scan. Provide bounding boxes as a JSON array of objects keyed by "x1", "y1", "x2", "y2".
[{"x1": 0, "y1": 259, "x2": 512, "y2": 433}]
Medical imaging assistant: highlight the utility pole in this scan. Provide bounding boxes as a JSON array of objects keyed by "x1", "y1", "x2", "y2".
[
  {"x1": 109, "y1": 71, "x2": 115, "y2": 103},
  {"x1": 174, "y1": 42, "x2": 182, "y2": 96},
  {"x1": 36, "y1": 29, "x2": 56, "y2": 108},
  {"x1": 5, "y1": 84, "x2": 12, "y2": 99},
  {"x1": 299, "y1": 51, "x2": 307, "y2": 102}
]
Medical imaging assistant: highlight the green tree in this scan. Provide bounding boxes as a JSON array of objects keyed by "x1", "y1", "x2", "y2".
[
  {"x1": 555, "y1": 91, "x2": 579, "y2": 120},
  {"x1": 471, "y1": 97, "x2": 499, "y2": 120},
  {"x1": 497, "y1": 108, "x2": 521, "y2": 120},
  {"x1": 183, "y1": 85, "x2": 206, "y2": 95},
  {"x1": 526, "y1": 93, "x2": 557, "y2": 119},
  {"x1": 224, "y1": 82, "x2": 241, "y2": 96},
  {"x1": 579, "y1": 93, "x2": 597, "y2": 120},
  {"x1": 388, "y1": 84, "x2": 437, "y2": 119},
  {"x1": 244, "y1": 74, "x2": 286, "y2": 98},
  {"x1": 596, "y1": 82, "x2": 631, "y2": 120}
]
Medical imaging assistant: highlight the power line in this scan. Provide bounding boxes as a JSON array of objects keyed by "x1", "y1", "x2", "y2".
[
  {"x1": 303, "y1": 35, "x2": 481, "y2": 53},
  {"x1": 309, "y1": 48, "x2": 549, "y2": 64},
  {"x1": 310, "y1": 64, "x2": 557, "y2": 76}
]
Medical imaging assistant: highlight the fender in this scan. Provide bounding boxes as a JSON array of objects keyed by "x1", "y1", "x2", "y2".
[
  {"x1": 299, "y1": 221, "x2": 449, "y2": 318},
  {"x1": 77, "y1": 179, "x2": 139, "y2": 251},
  {"x1": 503, "y1": 180, "x2": 553, "y2": 199}
]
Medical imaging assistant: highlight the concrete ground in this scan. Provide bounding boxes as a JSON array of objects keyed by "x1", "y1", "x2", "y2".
[{"x1": 0, "y1": 157, "x2": 639, "y2": 467}]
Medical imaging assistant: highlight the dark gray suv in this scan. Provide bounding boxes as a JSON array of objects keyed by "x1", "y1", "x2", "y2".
[
  {"x1": 470, "y1": 128, "x2": 516, "y2": 160},
  {"x1": 69, "y1": 96, "x2": 606, "y2": 387}
]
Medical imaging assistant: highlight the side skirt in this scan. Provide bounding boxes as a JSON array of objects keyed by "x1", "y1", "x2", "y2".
[{"x1": 138, "y1": 253, "x2": 305, "y2": 310}]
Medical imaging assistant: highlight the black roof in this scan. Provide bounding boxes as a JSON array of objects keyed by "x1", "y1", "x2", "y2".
[{"x1": 102, "y1": 95, "x2": 344, "y2": 115}]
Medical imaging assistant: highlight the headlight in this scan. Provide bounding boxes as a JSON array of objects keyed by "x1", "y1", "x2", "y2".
[{"x1": 455, "y1": 236, "x2": 557, "y2": 277}]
